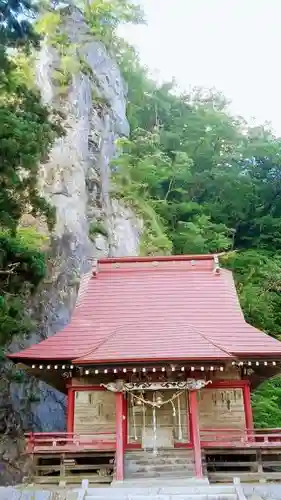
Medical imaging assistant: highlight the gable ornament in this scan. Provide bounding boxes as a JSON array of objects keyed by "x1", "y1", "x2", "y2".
[{"x1": 101, "y1": 378, "x2": 211, "y2": 393}]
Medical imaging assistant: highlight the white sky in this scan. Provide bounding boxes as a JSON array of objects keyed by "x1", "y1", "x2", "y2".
[{"x1": 119, "y1": 0, "x2": 281, "y2": 135}]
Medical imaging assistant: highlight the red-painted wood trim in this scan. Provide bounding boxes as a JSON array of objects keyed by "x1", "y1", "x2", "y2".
[
  {"x1": 66, "y1": 388, "x2": 75, "y2": 433},
  {"x1": 188, "y1": 391, "x2": 192, "y2": 445},
  {"x1": 174, "y1": 442, "x2": 193, "y2": 449},
  {"x1": 115, "y1": 392, "x2": 125, "y2": 481},
  {"x1": 99, "y1": 254, "x2": 214, "y2": 265},
  {"x1": 189, "y1": 391, "x2": 203, "y2": 478},
  {"x1": 74, "y1": 357, "x2": 232, "y2": 365},
  {"x1": 122, "y1": 393, "x2": 127, "y2": 453},
  {"x1": 207, "y1": 380, "x2": 249, "y2": 389},
  {"x1": 126, "y1": 442, "x2": 142, "y2": 449},
  {"x1": 67, "y1": 385, "x2": 106, "y2": 391},
  {"x1": 243, "y1": 382, "x2": 254, "y2": 430}
]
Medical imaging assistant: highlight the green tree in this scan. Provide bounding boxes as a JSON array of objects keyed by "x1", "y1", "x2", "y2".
[
  {"x1": 252, "y1": 378, "x2": 281, "y2": 428},
  {"x1": 2, "y1": 0, "x2": 281, "y2": 426},
  {"x1": 114, "y1": 44, "x2": 281, "y2": 426},
  {"x1": 0, "y1": 233, "x2": 46, "y2": 348},
  {"x1": 84, "y1": 0, "x2": 144, "y2": 48},
  {"x1": 0, "y1": 0, "x2": 63, "y2": 233},
  {"x1": 0, "y1": 0, "x2": 62, "y2": 348},
  {"x1": 0, "y1": 0, "x2": 40, "y2": 47}
]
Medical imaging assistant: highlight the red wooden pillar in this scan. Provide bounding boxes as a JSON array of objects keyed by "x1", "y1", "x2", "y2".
[
  {"x1": 243, "y1": 382, "x2": 254, "y2": 430},
  {"x1": 189, "y1": 390, "x2": 203, "y2": 478},
  {"x1": 123, "y1": 394, "x2": 128, "y2": 450},
  {"x1": 66, "y1": 388, "x2": 75, "y2": 433},
  {"x1": 115, "y1": 392, "x2": 125, "y2": 481}
]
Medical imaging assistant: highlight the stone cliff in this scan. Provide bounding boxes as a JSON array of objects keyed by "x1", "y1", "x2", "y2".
[{"x1": 0, "y1": 6, "x2": 141, "y2": 485}]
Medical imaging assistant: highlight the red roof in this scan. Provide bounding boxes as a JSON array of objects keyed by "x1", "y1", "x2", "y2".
[{"x1": 8, "y1": 254, "x2": 281, "y2": 364}]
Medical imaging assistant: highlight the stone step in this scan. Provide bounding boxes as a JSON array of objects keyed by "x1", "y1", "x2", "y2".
[
  {"x1": 129, "y1": 464, "x2": 195, "y2": 469},
  {"x1": 126, "y1": 450, "x2": 194, "y2": 457},
  {"x1": 85, "y1": 482, "x2": 238, "y2": 500},
  {"x1": 126, "y1": 470, "x2": 196, "y2": 479},
  {"x1": 126, "y1": 457, "x2": 194, "y2": 463},
  {"x1": 86, "y1": 496, "x2": 237, "y2": 500},
  {"x1": 126, "y1": 453, "x2": 194, "y2": 463},
  {"x1": 125, "y1": 457, "x2": 194, "y2": 463},
  {"x1": 126, "y1": 458, "x2": 194, "y2": 466},
  {"x1": 109, "y1": 481, "x2": 235, "y2": 492},
  {"x1": 125, "y1": 449, "x2": 196, "y2": 479},
  {"x1": 125, "y1": 464, "x2": 194, "y2": 475},
  {"x1": 125, "y1": 468, "x2": 196, "y2": 478},
  {"x1": 86, "y1": 491, "x2": 237, "y2": 500},
  {"x1": 125, "y1": 453, "x2": 194, "y2": 459},
  {"x1": 126, "y1": 462, "x2": 195, "y2": 471},
  {"x1": 125, "y1": 451, "x2": 194, "y2": 456}
]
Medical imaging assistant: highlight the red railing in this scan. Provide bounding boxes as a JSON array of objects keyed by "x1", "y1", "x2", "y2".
[
  {"x1": 26, "y1": 432, "x2": 116, "y2": 453},
  {"x1": 25, "y1": 428, "x2": 281, "y2": 454},
  {"x1": 201, "y1": 428, "x2": 281, "y2": 447}
]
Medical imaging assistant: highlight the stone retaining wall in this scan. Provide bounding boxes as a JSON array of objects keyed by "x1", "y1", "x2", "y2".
[
  {"x1": 243, "y1": 484, "x2": 281, "y2": 500},
  {"x1": 0, "y1": 487, "x2": 81, "y2": 500}
]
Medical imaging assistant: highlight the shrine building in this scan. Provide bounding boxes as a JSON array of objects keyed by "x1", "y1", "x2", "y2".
[{"x1": 8, "y1": 254, "x2": 281, "y2": 484}]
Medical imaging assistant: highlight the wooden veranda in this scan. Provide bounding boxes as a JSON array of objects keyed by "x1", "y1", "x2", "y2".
[{"x1": 25, "y1": 428, "x2": 281, "y2": 484}]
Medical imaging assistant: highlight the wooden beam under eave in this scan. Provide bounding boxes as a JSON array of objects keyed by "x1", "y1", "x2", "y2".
[
  {"x1": 15, "y1": 363, "x2": 67, "y2": 393},
  {"x1": 247, "y1": 366, "x2": 281, "y2": 389}
]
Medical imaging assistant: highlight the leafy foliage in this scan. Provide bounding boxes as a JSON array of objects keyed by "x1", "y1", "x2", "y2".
[
  {"x1": 83, "y1": 0, "x2": 144, "y2": 49},
  {"x1": 222, "y1": 251, "x2": 281, "y2": 339},
  {"x1": 0, "y1": 77, "x2": 62, "y2": 232},
  {"x1": 0, "y1": 0, "x2": 40, "y2": 47},
  {"x1": 0, "y1": 0, "x2": 62, "y2": 348},
  {"x1": 252, "y1": 378, "x2": 281, "y2": 428},
  {"x1": 0, "y1": 233, "x2": 46, "y2": 346},
  {"x1": 0, "y1": 0, "x2": 63, "y2": 233},
  {"x1": 112, "y1": 41, "x2": 281, "y2": 425},
  {"x1": 2, "y1": 0, "x2": 281, "y2": 426},
  {"x1": 89, "y1": 221, "x2": 108, "y2": 240}
]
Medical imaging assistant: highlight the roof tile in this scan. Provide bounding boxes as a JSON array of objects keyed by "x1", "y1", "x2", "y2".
[{"x1": 8, "y1": 255, "x2": 281, "y2": 363}]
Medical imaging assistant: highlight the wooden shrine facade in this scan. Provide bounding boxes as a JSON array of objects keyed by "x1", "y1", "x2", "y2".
[
  {"x1": 24, "y1": 362, "x2": 281, "y2": 483},
  {"x1": 8, "y1": 255, "x2": 281, "y2": 483},
  {"x1": 65, "y1": 370, "x2": 253, "y2": 479}
]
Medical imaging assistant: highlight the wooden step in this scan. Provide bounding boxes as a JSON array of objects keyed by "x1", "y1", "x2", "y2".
[{"x1": 125, "y1": 449, "x2": 196, "y2": 479}]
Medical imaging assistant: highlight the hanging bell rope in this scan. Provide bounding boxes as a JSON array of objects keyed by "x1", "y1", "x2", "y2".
[
  {"x1": 152, "y1": 392, "x2": 157, "y2": 455},
  {"x1": 130, "y1": 393, "x2": 138, "y2": 441},
  {"x1": 177, "y1": 394, "x2": 183, "y2": 441},
  {"x1": 129, "y1": 390, "x2": 185, "y2": 408}
]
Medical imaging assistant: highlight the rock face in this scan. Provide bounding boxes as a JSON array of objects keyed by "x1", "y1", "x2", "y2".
[
  {"x1": 0, "y1": 6, "x2": 141, "y2": 485},
  {"x1": 34, "y1": 5, "x2": 141, "y2": 341}
]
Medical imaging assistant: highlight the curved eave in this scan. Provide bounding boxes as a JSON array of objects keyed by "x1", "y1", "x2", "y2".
[
  {"x1": 72, "y1": 355, "x2": 234, "y2": 365},
  {"x1": 7, "y1": 354, "x2": 72, "y2": 364},
  {"x1": 233, "y1": 352, "x2": 281, "y2": 359}
]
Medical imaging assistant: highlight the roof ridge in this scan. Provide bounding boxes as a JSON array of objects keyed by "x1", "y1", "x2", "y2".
[
  {"x1": 76, "y1": 263, "x2": 97, "y2": 306},
  {"x1": 98, "y1": 254, "x2": 222, "y2": 265},
  {"x1": 9, "y1": 252, "x2": 281, "y2": 365}
]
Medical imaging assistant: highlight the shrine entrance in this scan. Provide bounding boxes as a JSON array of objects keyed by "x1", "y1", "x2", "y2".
[
  {"x1": 103, "y1": 378, "x2": 208, "y2": 479},
  {"x1": 103, "y1": 378, "x2": 210, "y2": 453},
  {"x1": 127, "y1": 389, "x2": 190, "y2": 449}
]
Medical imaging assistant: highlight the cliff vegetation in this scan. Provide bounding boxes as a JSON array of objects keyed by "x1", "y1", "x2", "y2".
[{"x1": 0, "y1": 0, "x2": 63, "y2": 355}]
